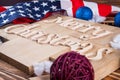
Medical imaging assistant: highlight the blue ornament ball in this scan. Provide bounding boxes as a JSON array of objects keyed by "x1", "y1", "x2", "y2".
[
  {"x1": 114, "y1": 12, "x2": 120, "y2": 27},
  {"x1": 76, "y1": 6, "x2": 93, "y2": 20}
]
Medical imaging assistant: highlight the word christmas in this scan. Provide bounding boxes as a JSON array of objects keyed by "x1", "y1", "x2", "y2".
[{"x1": 5, "y1": 24, "x2": 113, "y2": 61}]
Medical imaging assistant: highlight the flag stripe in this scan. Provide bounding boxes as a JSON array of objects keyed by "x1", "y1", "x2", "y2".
[
  {"x1": 60, "y1": 0, "x2": 73, "y2": 16},
  {"x1": 83, "y1": 1, "x2": 99, "y2": 16},
  {"x1": 98, "y1": 4, "x2": 112, "y2": 16},
  {"x1": 61, "y1": 0, "x2": 120, "y2": 17},
  {"x1": 3, "y1": 6, "x2": 12, "y2": 9},
  {"x1": 71, "y1": 0, "x2": 84, "y2": 17},
  {"x1": 112, "y1": 6, "x2": 120, "y2": 12},
  {"x1": 0, "y1": 6, "x2": 6, "y2": 12}
]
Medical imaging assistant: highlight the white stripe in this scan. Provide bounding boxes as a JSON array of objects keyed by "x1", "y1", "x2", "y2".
[
  {"x1": 60, "y1": 0, "x2": 73, "y2": 16},
  {"x1": 83, "y1": 1, "x2": 100, "y2": 16},
  {"x1": 112, "y1": 6, "x2": 120, "y2": 12},
  {"x1": 3, "y1": 6, "x2": 12, "y2": 9}
]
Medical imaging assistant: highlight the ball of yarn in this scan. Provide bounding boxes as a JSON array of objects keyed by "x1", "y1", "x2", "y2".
[
  {"x1": 76, "y1": 6, "x2": 93, "y2": 20},
  {"x1": 50, "y1": 51, "x2": 94, "y2": 80},
  {"x1": 114, "y1": 12, "x2": 120, "y2": 27}
]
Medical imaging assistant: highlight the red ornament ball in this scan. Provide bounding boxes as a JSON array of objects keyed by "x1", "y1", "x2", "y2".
[{"x1": 50, "y1": 51, "x2": 94, "y2": 80}]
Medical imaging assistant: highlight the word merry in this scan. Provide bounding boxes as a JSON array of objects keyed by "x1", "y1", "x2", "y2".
[{"x1": 43, "y1": 17, "x2": 112, "y2": 40}]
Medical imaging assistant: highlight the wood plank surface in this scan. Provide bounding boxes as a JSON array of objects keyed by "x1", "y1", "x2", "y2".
[
  {"x1": 0, "y1": 15, "x2": 120, "y2": 80},
  {"x1": 0, "y1": 37, "x2": 69, "y2": 75},
  {"x1": 85, "y1": 0, "x2": 120, "y2": 7},
  {"x1": 0, "y1": 60, "x2": 120, "y2": 80}
]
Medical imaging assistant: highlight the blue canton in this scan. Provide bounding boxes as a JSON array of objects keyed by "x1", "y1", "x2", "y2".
[{"x1": 0, "y1": 0, "x2": 61, "y2": 27}]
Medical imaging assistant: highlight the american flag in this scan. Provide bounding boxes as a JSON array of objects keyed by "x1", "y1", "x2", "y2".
[
  {"x1": 0, "y1": 0, "x2": 120, "y2": 27},
  {"x1": 0, "y1": 0, "x2": 62, "y2": 27},
  {"x1": 0, "y1": 5, "x2": 38, "y2": 24},
  {"x1": 61, "y1": 0, "x2": 120, "y2": 17}
]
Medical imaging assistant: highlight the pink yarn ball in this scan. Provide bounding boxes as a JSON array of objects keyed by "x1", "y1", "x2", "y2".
[{"x1": 50, "y1": 51, "x2": 94, "y2": 80}]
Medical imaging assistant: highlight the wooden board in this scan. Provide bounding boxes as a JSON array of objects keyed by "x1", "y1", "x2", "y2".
[
  {"x1": 0, "y1": 15, "x2": 120, "y2": 80},
  {"x1": 29, "y1": 75, "x2": 49, "y2": 80},
  {"x1": 0, "y1": 60, "x2": 120, "y2": 80},
  {"x1": 42, "y1": 15, "x2": 120, "y2": 80},
  {"x1": 0, "y1": 37, "x2": 69, "y2": 75}
]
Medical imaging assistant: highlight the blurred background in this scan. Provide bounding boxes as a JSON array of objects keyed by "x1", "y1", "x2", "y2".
[
  {"x1": 0, "y1": 0, "x2": 119, "y2": 7},
  {"x1": 0, "y1": 0, "x2": 32, "y2": 6}
]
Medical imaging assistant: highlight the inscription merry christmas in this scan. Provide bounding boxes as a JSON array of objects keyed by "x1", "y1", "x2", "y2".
[{"x1": 4, "y1": 17, "x2": 113, "y2": 61}]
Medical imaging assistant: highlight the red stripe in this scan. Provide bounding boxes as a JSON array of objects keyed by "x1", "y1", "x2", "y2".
[
  {"x1": 13, "y1": 12, "x2": 52, "y2": 24},
  {"x1": 71, "y1": 0, "x2": 84, "y2": 17},
  {"x1": 0, "y1": 6, "x2": 6, "y2": 12},
  {"x1": 12, "y1": 17, "x2": 36, "y2": 24},
  {"x1": 98, "y1": 4, "x2": 112, "y2": 16}
]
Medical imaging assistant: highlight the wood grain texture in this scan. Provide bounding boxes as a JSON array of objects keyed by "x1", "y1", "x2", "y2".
[
  {"x1": 85, "y1": 0, "x2": 120, "y2": 7},
  {"x1": 0, "y1": 0, "x2": 120, "y2": 7},
  {"x1": 0, "y1": 60, "x2": 119, "y2": 80},
  {"x1": 0, "y1": 37, "x2": 69, "y2": 75},
  {"x1": 0, "y1": 15, "x2": 120, "y2": 80},
  {"x1": 0, "y1": 0, "x2": 31, "y2": 6},
  {"x1": 0, "y1": 60, "x2": 29, "y2": 80}
]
